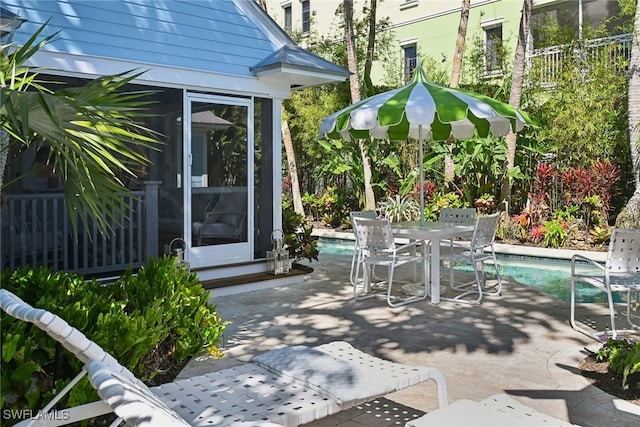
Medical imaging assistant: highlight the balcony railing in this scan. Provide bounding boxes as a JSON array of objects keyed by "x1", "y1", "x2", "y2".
[
  {"x1": 1, "y1": 182, "x2": 160, "y2": 276},
  {"x1": 527, "y1": 33, "x2": 633, "y2": 86}
]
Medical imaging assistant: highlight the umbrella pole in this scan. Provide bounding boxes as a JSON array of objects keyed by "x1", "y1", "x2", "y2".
[{"x1": 419, "y1": 125, "x2": 424, "y2": 225}]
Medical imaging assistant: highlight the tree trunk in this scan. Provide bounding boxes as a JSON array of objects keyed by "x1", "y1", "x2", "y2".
[
  {"x1": 363, "y1": 0, "x2": 377, "y2": 98},
  {"x1": 281, "y1": 110, "x2": 304, "y2": 215},
  {"x1": 500, "y1": 0, "x2": 532, "y2": 212},
  {"x1": 344, "y1": 0, "x2": 360, "y2": 103},
  {"x1": 616, "y1": 2, "x2": 640, "y2": 227},
  {"x1": 450, "y1": 0, "x2": 470, "y2": 88},
  {"x1": 0, "y1": 129, "x2": 8, "y2": 193},
  {"x1": 344, "y1": 0, "x2": 376, "y2": 210},
  {"x1": 258, "y1": 1, "x2": 305, "y2": 215},
  {"x1": 445, "y1": 0, "x2": 470, "y2": 186}
]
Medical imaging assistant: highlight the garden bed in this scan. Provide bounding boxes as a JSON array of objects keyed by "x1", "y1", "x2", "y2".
[{"x1": 579, "y1": 355, "x2": 640, "y2": 405}]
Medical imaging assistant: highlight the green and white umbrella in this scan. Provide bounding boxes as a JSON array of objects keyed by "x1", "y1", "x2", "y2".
[{"x1": 319, "y1": 66, "x2": 534, "y2": 218}]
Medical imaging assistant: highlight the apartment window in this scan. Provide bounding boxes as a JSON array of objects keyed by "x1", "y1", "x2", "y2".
[
  {"x1": 403, "y1": 44, "x2": 417, "y2": 82},
  {"x1": 484, "y1": 24, "x2": 503, "y2": 73},
  {"x1": 283, "y1": 5, "x2": 292, "y2": 31},
  {"x1": 301, "y1": 0, "x2": 310, "y2": 33}
]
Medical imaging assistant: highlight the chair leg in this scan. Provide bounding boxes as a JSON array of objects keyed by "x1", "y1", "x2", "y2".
[
  {"x1": 570, "y1": 275, "x2": 631, "y2": 340},
  {"x1": 448, "y1": 258, "x2": 455, "y2": 288},
  {"x1": 482, "y1": 251, "x2": 502, "y2": 296},
  {"x1": 604, "y1": 287, "x2": 624, "y2": 339},
  {"x1": 386, "y1": 265, "x2": 395, "y2": 306},
  {"x1": 349, "y1": 252, "x2": 358, "y2": 288},
  {"x1": 440, "y1": 257, "x2": 482, "y2": 305},
  {"x1": 352, "y1": 255, "x2": 373, "y2": 301},
  {"x1": 354, "y1": 259, "x2": 388, "y2": 302},
  {"x1": 386, "y1": 260, "x2": 429, "y2": 308},
  {"x1": 626, "y1": 288, "x2": 640, "y2": 330},
  {"x1": 569, "y1": 275, "x2": 580, "y2": 333},
  {"x1": 569, "y1": 274, "x2": 604, "y2": 339}
]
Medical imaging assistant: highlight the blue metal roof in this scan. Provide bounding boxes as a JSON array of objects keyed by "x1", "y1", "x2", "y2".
[{"x1": 1, "y1": 0, "x2": 348, "y2": 87}]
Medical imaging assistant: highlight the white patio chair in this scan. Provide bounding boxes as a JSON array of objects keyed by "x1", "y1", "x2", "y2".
[
  {"x1": 0, "y1": 289, "x2": 448, "y2": 426},
  {"x1": 438, "y1": 207, "x2": 476, "y2": 250},
  {"x1": 349, "y1": 210, "x2": 379, "y2": 289},
  {"x1": 570, "y1": 228, "x2": 640, "y2": 339},
  {"x1": 351, "y1": 217, "x2": 427, "y2": 307},
  {"x1": 438, "y1": 207, "x2": 477, "y2": 225},
  {"x1": 440, "y1": 212, "x2": 503, "y2": 304}
]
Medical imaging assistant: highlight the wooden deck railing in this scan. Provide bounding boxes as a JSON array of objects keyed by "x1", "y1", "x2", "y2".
[{"x1": 1, "y1": 182, "x2": 160, "y2": 276}]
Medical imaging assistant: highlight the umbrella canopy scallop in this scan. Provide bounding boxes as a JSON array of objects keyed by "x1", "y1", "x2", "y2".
[{"x1": 319, "y1": 66, "x2": 534, "y2": 142}]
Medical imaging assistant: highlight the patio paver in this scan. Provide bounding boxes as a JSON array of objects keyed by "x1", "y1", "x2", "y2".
[{"x1": 180, "y1": 252, "x2": 640, "y2": 426}]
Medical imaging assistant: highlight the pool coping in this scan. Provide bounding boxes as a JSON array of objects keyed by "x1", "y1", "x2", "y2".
[{"x1": 312, "y1": 228, "x2": 608, "y2": 263}]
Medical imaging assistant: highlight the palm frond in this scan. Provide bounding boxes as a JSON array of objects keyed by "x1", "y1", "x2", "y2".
[{"x1": 0, "y1": 23, "x2": 164, "y2": 234}]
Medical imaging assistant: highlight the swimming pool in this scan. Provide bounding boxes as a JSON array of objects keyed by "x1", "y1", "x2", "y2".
[{"x1": 317, "y1": 237, "x2": 613, "y2": 304}]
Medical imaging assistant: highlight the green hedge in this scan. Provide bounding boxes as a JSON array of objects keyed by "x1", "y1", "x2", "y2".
[{"x1": 1, "y1": 256, "x2": 227, "y2": 423}]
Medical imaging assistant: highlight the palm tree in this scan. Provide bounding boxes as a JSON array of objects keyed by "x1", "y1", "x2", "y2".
[
  {"x1": 445, "y1": 0, "x2": 471, "y2": 185},
  {"x1": 616, "y1": 1, "x2": 640, "y2": 227},
  {"x1": 362, "y1": 0, "x2": 378, "y2": 98},
  {"x1": 1, "y1": 25, "x2": 162, "y2": 234},
  {"x1": 344, "y1": 0, "x2": 376, "y2": 210},
  {"x1": 501, "y1": 0, "x2": 532, "y2": 210},
  {"x1": 450, "y1": 0, "x2": 470, "y2": 88},
  {"x1": 281, "y1": 108, "x2": 305, "y2": 214}
]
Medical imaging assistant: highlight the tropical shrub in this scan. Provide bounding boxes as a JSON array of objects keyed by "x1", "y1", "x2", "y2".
[
  {"x1": 422, "y1": 191, "x2": 467, "y2": 222},
  {"x1": 283, "y1": 200, "x2": 319, "y2": 264},
  {"x1": 541, "y1": 219, "x2": 572, "y2": 248},
  {"x1": 596, "y1": 338, "x2": 640, "y2": 389},
  {"x1": 496, "y1": 213, "x2": 522, "y2": 242},
  {"x1": 0, "y1": 258, "x2": 227, "y2": 424},
  {"x1": 527, "y1": 224, "x2": 545, "y2": 244},
  {"x1": 302, "y1": 187, "x2": 353, "y2": 228},
  {"x1": 474, "y1": 194, "x2": 497, "y2": 214},
  {"x1": 589, "y1": 225, "x2": 613, "y2": 246},
  {"x1": 377, "y1": 195, "x2": 420, "y2": 222}
]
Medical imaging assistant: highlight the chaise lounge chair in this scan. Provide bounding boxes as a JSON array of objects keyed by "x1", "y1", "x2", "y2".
[
  {"x1": 0, "y1": 289, "x2": 447, "y2": 426},
  {"x1": 1, "y1": 289, "x2": 579, "y2": 427}
]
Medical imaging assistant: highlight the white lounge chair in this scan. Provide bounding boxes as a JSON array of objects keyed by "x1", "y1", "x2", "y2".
[
  {"x1": 0, "y1": 289, "x2": 448, "y2": 426},
  {"x1": 407, "y1": 393, "x2": 578, "y2": 426}
]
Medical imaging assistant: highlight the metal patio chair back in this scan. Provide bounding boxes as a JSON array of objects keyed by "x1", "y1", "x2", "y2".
[
  {"x1": 440, "y1": 212, "x2": 503, "y2": 304},
  {"x1": 570, "y1": 228, "x2": 640, "y2": 339},
  {"x1": 349, "y1": 210, "x2": 379, "y2": 287},
  {"x1": 438, "y1": 208, "x2": 476, "y2": 225},
  {"x1": 351, "y1": 217, "x2": 426, "y2": 307}
]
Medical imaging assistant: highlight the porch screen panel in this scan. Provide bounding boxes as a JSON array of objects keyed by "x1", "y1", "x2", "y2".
[{"x1": 254, "y1": 98, "x2": 274, "y2": 259}]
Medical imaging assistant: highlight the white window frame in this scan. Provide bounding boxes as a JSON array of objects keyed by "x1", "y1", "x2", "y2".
[
  {"x1": 400, "y1": 38, "x2": 418, "y2": 83},
  {"x1": 282, "y1": 1, "x2": 292, "y2": 32},
  {"x1": 301, "y1": 0, "x2": 310, "y2": 33},
  {"x1": 481, "y1": 18, "x2": 504, "y2": 76}
]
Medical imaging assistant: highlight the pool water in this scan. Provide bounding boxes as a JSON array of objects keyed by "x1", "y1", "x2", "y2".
[{"x1": 317, "y1": 238, "x2": 615, "y2": 304}]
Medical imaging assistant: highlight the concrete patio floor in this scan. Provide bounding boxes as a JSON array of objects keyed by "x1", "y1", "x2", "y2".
[{"x1": 180, "y1": 252, "x2": 640, "y2": 426}]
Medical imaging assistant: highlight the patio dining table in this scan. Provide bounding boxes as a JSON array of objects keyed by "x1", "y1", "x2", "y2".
[{"x1": 391, "y1": 221, "x2": 475, "y2": 304}]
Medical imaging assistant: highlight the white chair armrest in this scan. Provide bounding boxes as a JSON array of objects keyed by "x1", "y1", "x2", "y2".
[
  {"x1": 571, "y1": 254, "x2": 606, "y2": 274},
  {"x1": 395, "y1": 240, "x2": 422, "y2": 254}
]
